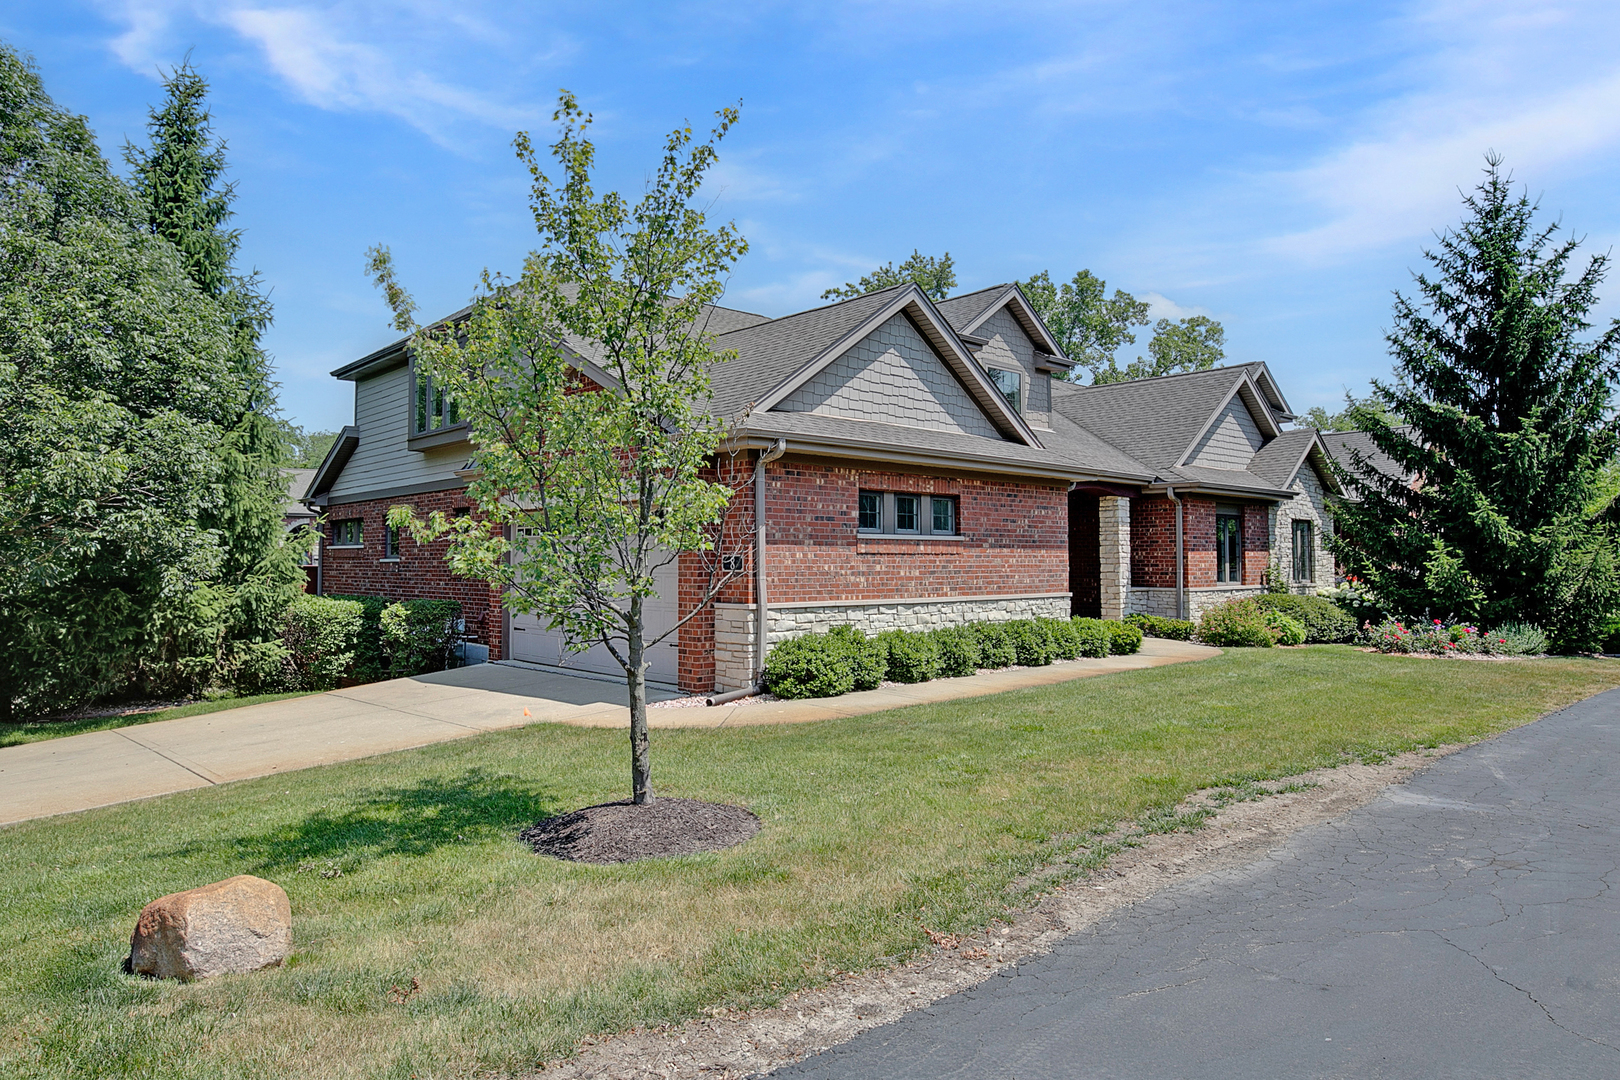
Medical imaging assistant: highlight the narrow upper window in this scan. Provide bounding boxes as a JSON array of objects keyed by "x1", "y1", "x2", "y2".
[
  {"x1": 1216, "y1": 513, "x2": 1242, "y2": 583},
  {"x1": 411, "y1": 361, "x2": 459, "y2": 435},
  {"x1": 384, "y1": 524, "x2": 401, "y2": 559},
  {"x1": 894, "y1": 494, "x2": 919, "y2": 533},
  {"x1": 858, "y1": 491, "x2": 882, "y2": 532},
  {"x1": 331, "y1": 519, "x2": 363, "y2": 546},
  {"x1": 1291, "y1": 520, "x2": 1314, "y2": 582},
  {"x1": 988, "y1": 368, "x2": 1022, "y2": 413},
  {"x1": 931, "y1": 496, "x2": 957, "y2": 535}
]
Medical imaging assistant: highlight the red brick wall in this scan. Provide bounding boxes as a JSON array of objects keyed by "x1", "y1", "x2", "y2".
[
  {"x1": 1131, "y1": 495, "x2": 1271, "y2": 589},
  {"x1": 757, "y1": 454, "x2": 1068, "y2": 602},
  {"x1": 317, "y1": 488, "x2": 506, "y2": 661},
  {"x1": 677, "y1": 451, "x2": 754, "y2": 693},
  {"x1": 1243, "y1": 504, "x2": 1271, "y2": 585}
]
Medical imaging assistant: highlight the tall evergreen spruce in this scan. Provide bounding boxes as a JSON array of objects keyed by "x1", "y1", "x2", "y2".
[
  {"x1": 1331, "y1": 158, "x2": 1620, "y2": 650},
  {"x1": 125, "y1": 63, "x2": 301, "y2": 664}
]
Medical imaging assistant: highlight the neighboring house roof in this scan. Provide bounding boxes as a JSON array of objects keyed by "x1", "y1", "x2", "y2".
[
  {"x1": 1320, "y1": 428, "x2": 1416, "y2": 492},
  {"x1": 284, "y1": 468, "x2": 318, "y2": 519}
]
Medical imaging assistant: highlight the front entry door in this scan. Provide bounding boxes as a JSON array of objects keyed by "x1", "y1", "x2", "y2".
[{"x1": 1069, "y1": 490, "x2": 1101, "y2": 618}]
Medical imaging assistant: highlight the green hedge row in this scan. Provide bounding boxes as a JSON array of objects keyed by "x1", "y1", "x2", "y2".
[
  {"x1": 1124, "y1": 613, "x2": 1195, "y2": 641},
  {"x1": 230, "y1": 594, "x2": 462, "y2": 694},
  {"x1": 763, "y1": 616, "x2": 1143, "y2": 700}
]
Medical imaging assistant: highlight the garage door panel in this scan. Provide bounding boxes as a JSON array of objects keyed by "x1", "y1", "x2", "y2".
[{"x1": 508, "y1": 559, "x2": 680, "y2": 683}]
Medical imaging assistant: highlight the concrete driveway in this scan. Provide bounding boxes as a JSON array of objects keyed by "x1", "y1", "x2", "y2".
[
  {"x1": 0, "y1": 664, "x2": 674, "y2": 825},
  {"x1": 0, "y1": 638, "x2": 1215, "y2": 827},
  {"x1": 773, "y1": 687, "x2": 1620, "y2": 1079}
]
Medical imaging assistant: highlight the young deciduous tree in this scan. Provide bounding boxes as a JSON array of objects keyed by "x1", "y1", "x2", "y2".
[
  {"x1": 1331, "y1": 157, "x2": 1620, "y2": 650},
  {"x1": 822, "y1": 249, "x2": 956, "y2": 301},
  {"x1": 375, "y1": 93, "x2": 749, "y2": 804}
]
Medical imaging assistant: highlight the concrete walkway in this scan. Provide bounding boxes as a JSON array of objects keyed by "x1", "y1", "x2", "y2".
[{"x1": 0, "y1": 638, "x2": 1215, "y2": 826}]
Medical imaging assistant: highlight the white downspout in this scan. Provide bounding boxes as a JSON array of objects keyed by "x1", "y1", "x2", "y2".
[
  {"x1": 753, "y1": 439, "x2": 787, "y2": 685},
  {"x1": 1166, "y1": 485, "x2": 1185, "y2": 620}
]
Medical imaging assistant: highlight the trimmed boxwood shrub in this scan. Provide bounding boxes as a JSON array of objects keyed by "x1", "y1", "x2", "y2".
[
  {"x1": 1124, "y1": 613, "x2": 1195, "y2": 641},
  {"x1": 1003, "y1": 619, "x2": 1055, "y2": 666},
  {"x1": 1068, "y1": 618, "x2": 1113, "y2": 658},
  {"x1": 969, "y1": 622, "x2": 1017, "y2": 668},
  {"x1": 764, "y1": 632, "x2": 853, "y2": 699},
  {"x1": 875, "y1": 629, "x2": 941, "y2": 683},
  {"x1": 1105, "y1": 619, "x2": 1143, "y2": 655},
  {"x1": 380, "y1": 599, "x2": 462, "y2": 677},
  {"x1": 1196, "y1": 598, "x2": 1277, "y2": 648},
  {"x1": 931, "y1": 627, "x2": 982, "y2": 677},
  {"x1": 1254, "y1": 593, "x2": 1356, "y2": 643},
  {"x1": 327, "y1": 594, "x2": 391, "y2": 682},
  {"x1": 828, "y1": 625, "x2": 886, "y2": 690},
  {"x1": 1039, "y1": 617, "x2": 1082, "y2": 660}
]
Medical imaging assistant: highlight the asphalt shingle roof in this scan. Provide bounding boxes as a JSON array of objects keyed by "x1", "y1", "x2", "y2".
[
  {"x1": 1321, "y1": 428, "x2": 1415, "y2": 488},
  {"x1": 705, "y1": 286, "x2": 911, "y2": 418},
  {"x1": 935, "y1": 285, "x2": 1011, "y2": 333},
  {"x1": 1049, "y1": 367, "x2": 1249, "y2": 471},
  {"x1": 1246, "y1": 428, "x2": 1319, "y2": 488}
]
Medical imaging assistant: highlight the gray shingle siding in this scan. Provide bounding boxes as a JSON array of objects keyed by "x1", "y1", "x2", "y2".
[
  {"x1": 972, "y1": 307, "x2": 1050, "y2": 429},
  {"x1": 776, "y1": 312, "x2": 1000, "y2": 438},
  {"x1": 1187, "y1": 395, "x2": 1264, "y2": 468}
]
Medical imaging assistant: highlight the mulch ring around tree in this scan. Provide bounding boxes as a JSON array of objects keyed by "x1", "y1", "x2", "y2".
[{"x1": 519, "y1": 798, "x2": 761, "y2": 863}]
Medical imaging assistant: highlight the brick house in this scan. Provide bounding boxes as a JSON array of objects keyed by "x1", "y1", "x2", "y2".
[{"x1": 305, "y1": 281, "x2": 1340, "y2": 693}]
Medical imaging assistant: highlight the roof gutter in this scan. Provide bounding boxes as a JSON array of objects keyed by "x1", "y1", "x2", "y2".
[{"x1": 754, "y1": 439, "x2": 787, "y2": 686}]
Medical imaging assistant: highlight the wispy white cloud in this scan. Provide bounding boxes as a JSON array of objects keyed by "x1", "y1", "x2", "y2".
[
  {"x1": 1139, "y1": 292, "x2": 1211, "y2": 322},
  {"x1": 96, "y1": 0, "x2": 556, "y2": 142},
  {"x1": 1263, "y1": 0, "x2": 1620, "y2": 261}
]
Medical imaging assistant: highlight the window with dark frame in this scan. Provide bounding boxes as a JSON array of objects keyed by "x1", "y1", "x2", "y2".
[
  {"x1": 330, "y1": 519, "x2": 363, "y2": 546},
  {"x1": 411, "y1": 360, "x2": 461, "y2": 436},
  {"x1": 858, "y1": 491, "x2": 882, "y2": 532},
  {"x1": 1291, "y1": 520, "x2": 1314, "y2": 582},
  {"x1": 1216, "y1": 512, "x2": 1242, "y2": 583},
  {"x1": 857, "y1": 491, "x2": 958, "y2": 536},
  {"x1": 895, "y1": 494, "x2": 919, "y2": 533},
  {"x1": 384, "y1": 524, "x2": 400, "y2": 559},
  {"x1": 988, "y1": 368, "x2": 1022, "y2": 413}
]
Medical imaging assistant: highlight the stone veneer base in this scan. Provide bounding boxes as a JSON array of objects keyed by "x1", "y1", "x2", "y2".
[{"x1": 712, "y1": 593, "x2": 1072, "y2": 693}]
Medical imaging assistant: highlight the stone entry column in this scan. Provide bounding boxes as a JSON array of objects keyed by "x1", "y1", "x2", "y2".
[{"x1": 1098, "y1": 496, "x2": 1131, "y2": 620}]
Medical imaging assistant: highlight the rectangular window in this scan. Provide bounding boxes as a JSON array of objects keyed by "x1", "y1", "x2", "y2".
[
  {"x1": 1216, "y1": 513, "x2": 1242, "y2": 583},
  {"x1": 410, "y1": 361, "x2": 459, "y2": 436},
  {"x1": 384, "y1": 524, "x2": 400, "y2": 559},
  {"x1": 331, "y1": 519, "x2": 363, "y2": 546},
  {"x1": 1292, "y1": 520, "x2": 1314, "y2": 582},
  {"x1": 894, "y1": 494, "x2": 919, "y2": 532},
  {"x1": 988, "y1": 368, "x2": 1022, "y2": 413},
  {"x1": 858, "y1": 491, "x2": 882, "y2": 532},
  {"x1": 931, "y1": 496, "x2": 957, "y2": 535}
]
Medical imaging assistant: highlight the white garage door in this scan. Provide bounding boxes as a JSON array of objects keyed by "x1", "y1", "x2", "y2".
[{"x1": 507, "y1": 558, "x2": 681, "y2": 684}]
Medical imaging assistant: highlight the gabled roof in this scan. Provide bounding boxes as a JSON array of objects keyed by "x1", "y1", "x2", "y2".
[
  {"x1": 1246, "y1": 427, "x2": 1344, "y2": 496},
  {"x1": 713, "y1": 282, "x2": 1039, "y2": 446},
  {"x1": 1321, "y1": 428, "x2": 1416, "y2": 493},
  {"x1": 935, "y1": 282, "x2": 1068, "y2": 362},
  {"x1": 305, "y1": 426, "x2": 359, "y2": 502}
]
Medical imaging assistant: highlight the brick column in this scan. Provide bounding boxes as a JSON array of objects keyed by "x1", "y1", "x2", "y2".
[{"x1": 1098, "y1": 495, "x2": 1131, "y2": 620}]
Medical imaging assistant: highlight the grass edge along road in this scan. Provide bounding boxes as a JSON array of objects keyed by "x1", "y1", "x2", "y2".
[{"x1": 2, "y1": 647, "x2": 1615, "y2": 1079}]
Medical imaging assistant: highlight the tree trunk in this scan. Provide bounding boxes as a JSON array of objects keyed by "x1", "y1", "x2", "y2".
[{"x1": 627, "y1": 594, "x2": 653, "y2": 805}]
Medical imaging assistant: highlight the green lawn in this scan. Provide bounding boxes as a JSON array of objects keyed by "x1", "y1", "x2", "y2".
[
  {"x1": 2, "y1": 648, "x2": 1616, "y2": 1079},
  {"x1": 0, "y1": 692, "x2": 317, "y2": 748}
]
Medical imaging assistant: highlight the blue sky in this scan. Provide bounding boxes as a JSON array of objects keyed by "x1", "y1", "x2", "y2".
[{"x1": 5, "y1": 0, "x2": 1620, "y2": 432}]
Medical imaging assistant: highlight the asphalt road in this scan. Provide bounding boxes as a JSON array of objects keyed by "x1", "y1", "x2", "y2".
[{"x1": 774, "y1": 687, "x2": 1620, "y2": 1079}]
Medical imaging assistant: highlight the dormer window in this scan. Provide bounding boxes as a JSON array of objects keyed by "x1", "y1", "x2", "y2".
[{"x1": 988, "y1": 368, "x2": 1022, "y2": 413}]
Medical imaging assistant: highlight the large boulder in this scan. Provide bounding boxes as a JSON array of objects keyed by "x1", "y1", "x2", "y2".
[{"x1": 129, "y1": 875, "x2": 292, "y2": 981}]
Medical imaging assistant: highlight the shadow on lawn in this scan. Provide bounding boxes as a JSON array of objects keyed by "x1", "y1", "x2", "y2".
[{"x1": 169, "y1": 769, "x2": 565, "y2": 873}]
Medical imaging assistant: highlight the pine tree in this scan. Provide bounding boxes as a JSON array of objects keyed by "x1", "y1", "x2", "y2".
[
  {"x1": 125, "y1": 62, "x2": 302, "y2": 655},
  {"x1": 1331, "y1": 157, "x2": 1620, "y2": 650}
]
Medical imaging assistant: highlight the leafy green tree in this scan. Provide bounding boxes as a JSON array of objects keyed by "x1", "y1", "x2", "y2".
[
  {"x1": 274, "y1": 420, "x2": 341, "y2": 467},
  {"x1": 0, "y1": 45, "x2": 243, "y2": 714},
  {"x1": 823, "y1": 249, "x2": 956, "y2": 301},
  {"x1": 125, "y1": 61, "x2": 302, "y2": 664},
  {"x1": 378, "y1": 93, "x2": 750, "y2": 804},
  {"x1": 1304, "y1": 392, "x2": 1401, "y2": 432},
  {"x1": 1090, "y1": 316, "x2": 1225, "y2": 384},
  {"x1": 1330, "y1": 158, "x2": 1620, "y2": 650},
  {"x1": 1020, "y1": 269, "x2": 1149, "y2": 378}
]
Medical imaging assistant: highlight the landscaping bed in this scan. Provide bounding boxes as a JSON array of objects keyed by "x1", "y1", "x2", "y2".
[{"x1": 2, "y1": 647, "x2": 1617, "y2": 1079}]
